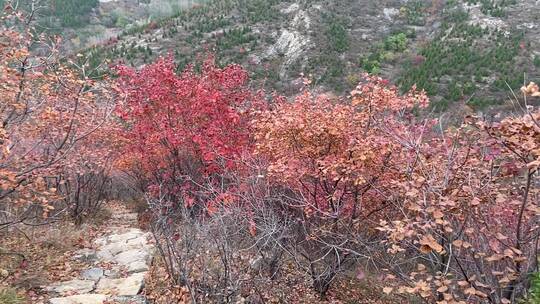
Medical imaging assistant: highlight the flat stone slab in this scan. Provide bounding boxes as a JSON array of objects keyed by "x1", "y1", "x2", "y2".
[
  {"x1": 48, "y1": 214, "x2": 152, "y2": 304},
  {"x1": 49, "y1": 293, "x2": 106, "y2": 304},
  {"x1": 110, "y1": 295, "x2": 147, "y2": 304},
  {"x1": 126, "y1": 260, "x2": 149, "y2": 274},
  {"x1": 115, "y1": 249, "x2": 151, "y2": 265},
  {"x1": 81, "y1": 268, "x2": 104, "y2": 281},
  {"x1": 96, "y1": 228, "x2": 145, "y2": 244},
  {"x1": 95, "y1": 272, "x2": 146, "y2": 296},
  {"x1": 112, "y1": 213, "x2": 138, "y2": 222},
  {"x1": 46, "y1": 279, "x2": 95, "y2": 295},
  {"x1": 73, "y1": 249, "x2": 98, "y2": 263},
  {"x1": 97, "y1": 237, "x2": 152, "y2": 259}
]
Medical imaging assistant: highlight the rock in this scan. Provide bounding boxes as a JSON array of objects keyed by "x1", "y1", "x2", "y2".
[
  {"x1": 49, "y1": 224, "x2": 151, "y2": 303},
  {"x1": 107, "y1": 230, "x2": 145, "y2": 244},
  {"x1": 110, "y1": 295, "x2": 147, "y2": 304},
  {"x1": 46, "y1": 279, "x2": 96, "y2": 295},
  {"x1": 81, "y1": 268, "x2": 104, "y2": 281},
  {"x1": 126, "y1": 235, "x2": 152, "y2": 248},
  {"x1": 96, "y1": 248, "x2": 114, "y2": 261},
  {"x1": 49, "y1": 294, "x2": 107, "y2": 304},
  {"x1": 95, "y1": 272, "x2": 146, "y2": 296},
  {"x1": 94, "y1": 228, "x2": 143, "y2": 246},
  {"x1": 112, "y1": 213, "x2": 138, "y2": 222},
  {"x1": 104, "y1": 269, "x2": 121, "y2": 279},
  {"x1": 115, "y1": 249, "x2": 151, "y2": 266},
  {"x1": 98, "y1": 236, "x2": 151, "y2": 258},
  {"x1": 126, "y1": 261, "x2": 149, "y2": 273},
  {"x1": 73, "y1": 249, "x2": 98, "y2": 263},
  {"x1": 383, "y1": 7, "x2": 399, "y2": 20}
]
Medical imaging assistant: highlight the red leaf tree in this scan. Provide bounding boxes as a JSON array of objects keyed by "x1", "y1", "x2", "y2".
[{"x1": 116, "y1": 55, "x2": 261, "y2": 211}]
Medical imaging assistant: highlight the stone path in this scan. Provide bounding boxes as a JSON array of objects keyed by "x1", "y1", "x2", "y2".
[{"x1": 46, "y1": 211, "x2": 154, "y2": 304}]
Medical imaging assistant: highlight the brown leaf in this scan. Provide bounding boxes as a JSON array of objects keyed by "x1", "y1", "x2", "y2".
[{"x1": 419, "y1": 235, "x2": 444, "y2": 254}]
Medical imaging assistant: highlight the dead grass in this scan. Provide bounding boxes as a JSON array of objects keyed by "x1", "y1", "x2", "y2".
[
  {"x1": 143, "y1": 255, "x2": 410, "y2": 304},
  {"x1": 0, "y1": 220, "x2": 101, "y2": 303}
]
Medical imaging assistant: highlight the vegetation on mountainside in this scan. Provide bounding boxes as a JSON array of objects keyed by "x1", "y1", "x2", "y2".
[
  {"x1": 463, "y1": 0, "x2": 517, "y2": 17},
  {"x1": 400, "y1": 0, "x2": 427, "y2": 26},
  {"x1": 360, "y1": 30, "x2": 413, "y2": 74},
  {"x1": 2, "y1": 2, "x2": 540, "y2": 303},
  {"x1": 0, "y1": 0, "x2": 99, "y2": 28},
  {"x1": 69, "y1": 0, "x2": 533, "y2": 111},
  {"x1": 398, "y1": 2, "x2": 528, "y2": 110}
]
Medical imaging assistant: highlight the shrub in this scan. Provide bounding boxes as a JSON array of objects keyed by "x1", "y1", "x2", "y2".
[
  {"x1": 379, "y1": 85, "x2": 540, "y2": 303},
  {"x1": 526, "y1": 271, "x2": 540, "y2": 303},
  {"x1": 0, "y1": 6, "x2": 118, "y2": 229},
  {"x1": 325, "y1": 16, "x2": 349, "y2": 53},
  {"x1": 114, "y1": 55, "x2": 539, "y2": 303},
  {"x1": 253, "y1": 75, "x2": 430, "y2": 297},
  {"x1": 384, "y1": 33, "x2": 408, "y2": 52},
  {"x1": 0, "y1": 288, "x2": 25, "y2": 304},
  {"x1": 400, "y1": 0, "x2": 426, "y2": 25},
  {"x1": 534, "y1": 55, "x2": 540, "y2": 68}
]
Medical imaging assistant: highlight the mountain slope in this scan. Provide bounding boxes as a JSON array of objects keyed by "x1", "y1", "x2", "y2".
[{"x1": 79, "y1": 0, "x2": 540, "y2": 112}]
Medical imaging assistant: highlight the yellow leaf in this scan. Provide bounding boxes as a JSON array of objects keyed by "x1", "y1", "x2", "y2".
[
  {"x1": 436, "y1": 286, "x2": 448, "y2": 293},
  {"x1": 419, "y1": 234, "x2": 444, "y2": 254},
  {"x1": 452, "y1": 240, "x2": 463, "y2": 248},
  {"x1": 433, "y1": 209, "x2": 444, "y2": 219}
]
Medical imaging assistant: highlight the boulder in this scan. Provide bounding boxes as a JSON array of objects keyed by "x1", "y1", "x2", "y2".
[
  {"x1": 95, "y1": 272, "x2": 146, "y2": 296},
  {"x1": 81, "y1": 268, "x2": 104, "y2": 281},
  {"x1": 114, "y1": 249, "x2": 150, "y2": 266},
  {"x1": 110, "y1": 295, "x2": 147, "y2": 304},
  {"x1": 73, "y1": 249, "x2": 98, "y2": 263}
]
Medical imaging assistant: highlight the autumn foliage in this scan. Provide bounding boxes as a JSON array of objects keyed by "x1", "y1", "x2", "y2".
[
  {"x1": 1, "y1": 3, "x2": 538, "y2": 301},
  {"x1": 115, "y1": 56, "x2": 261, "y2": 211},
  {"x1": 254, "y1": 76, "x2": 429, "y2": 218},
  {"x1": 0, "y1": 7, "x2": 118, "y2": 226},
  {"x1": 113, "y1": 52, "x2": 539, "y2": 302}
]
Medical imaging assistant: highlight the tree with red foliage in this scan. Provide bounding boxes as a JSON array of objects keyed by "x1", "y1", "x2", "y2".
[
  {"x1": 115, "y1": 55, "x2": 261, "y2": 211},
  {"x1": 115, "y1": 56, "x2": 267, "y2": 300}
]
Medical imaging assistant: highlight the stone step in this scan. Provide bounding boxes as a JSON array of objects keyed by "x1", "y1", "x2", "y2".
[
  {"x1": 49, "y1": 294, "x2": 107, "y2": 304},
  {"x1": 95, "y1": 272, "x2": 146, "y2": 296},
  {"x1": 46, "y1": 279, "x2": 96, "y2": 296},
  {"x1": 46, "y1": 210, "x2": 152, "y2": 304}
]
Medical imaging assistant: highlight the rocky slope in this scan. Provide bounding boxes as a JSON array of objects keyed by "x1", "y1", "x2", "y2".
[{"x1": 77, "y1": 0, "x2": 540, "y2": 112}]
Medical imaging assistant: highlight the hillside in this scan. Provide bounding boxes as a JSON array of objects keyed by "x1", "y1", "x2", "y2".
[
  {"x1": 70, "y1": 0, "x2": 540, "y2": 113},
  {"x1": 2, "y1": 1, "x2": 540, "y2": 303}
]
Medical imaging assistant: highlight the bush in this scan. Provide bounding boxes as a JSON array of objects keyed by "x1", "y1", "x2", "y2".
[
  {"x1": 534, "y1": 55, "x2": 540, "y2": 68},
  {"x1": 325, "y1": 16, "x2": 349, "y2": 53},
  {"x1": 384, "y1": 33, "x2": 408, "y2": 52},
  {"x1": 253, "y1": 76, "x2": 430, "y2": 297},
  {"x1": 0, "y1": 7, "x2": 118, "y2": 229},
  {"x1": 400, "y1": 0, "x2": 426, "y2": 25},
  {"x1": 0, "y1": 288, "x2": 25, "y2": 304},
  {"x1": 526, "y1": 271, "x2": 540, "y2": 303},
  {"x1": 113, "y1": 53, "x2": 540, "y2": 302}
]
